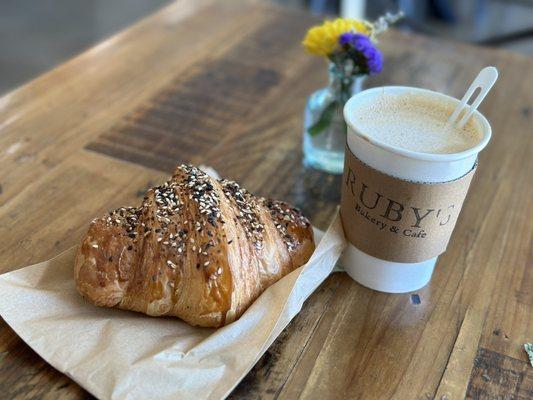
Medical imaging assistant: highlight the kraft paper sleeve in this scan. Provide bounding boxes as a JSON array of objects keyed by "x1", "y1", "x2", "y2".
[{"x1": 340, "y1": 144, "x2": 476, "y2": 263}]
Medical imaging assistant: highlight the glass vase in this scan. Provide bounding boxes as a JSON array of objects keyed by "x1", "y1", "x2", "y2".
[{"x1": 302, "y1": 63, "x2": 366, "y2": 174}]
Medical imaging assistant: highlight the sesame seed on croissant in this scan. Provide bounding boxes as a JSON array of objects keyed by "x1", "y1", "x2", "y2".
[{"x1": 74, "y1": 164, "x2": 315, "y2": 327}]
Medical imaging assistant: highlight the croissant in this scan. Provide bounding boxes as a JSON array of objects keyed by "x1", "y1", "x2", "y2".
[{"x1": 74, "y1": 164, "x2": 315, "y2": 327}]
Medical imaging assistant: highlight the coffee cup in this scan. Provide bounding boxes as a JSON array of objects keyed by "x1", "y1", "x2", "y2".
[{"x1": 340, "y1": 86, "x2": 492, "y2": 293}]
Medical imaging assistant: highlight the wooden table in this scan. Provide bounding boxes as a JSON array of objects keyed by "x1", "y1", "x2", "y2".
[{"x1": 0, "y1": 1, "x2": 531, "y2": 398}]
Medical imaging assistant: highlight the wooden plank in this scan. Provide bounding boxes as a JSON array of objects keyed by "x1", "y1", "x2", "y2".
[
  {"x1": 434, "y1": 307, "x2": 486, "y2": 399},
  {"x1": 466, "y1": 348, "x2": 533, "y2": 399},
  {"x1": 86, "y1": 59, "x2": 283, "y2": 172},
  {"x1": 228, "y1": 274, "x2": 343, "y2": 399},
  {"x1": 0, "y1": 0, "x2": 266, "y2": 206},
  {"x1": 0, "y1": 151, "x2": 165, "y2": 272}
]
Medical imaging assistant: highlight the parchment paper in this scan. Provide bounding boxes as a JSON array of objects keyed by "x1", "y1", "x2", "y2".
[{"x1": 0, "y1": 213, "x2": 345, "y2": 400}]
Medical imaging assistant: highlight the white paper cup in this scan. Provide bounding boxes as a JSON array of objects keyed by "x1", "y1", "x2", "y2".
[{"x1": 341, "y1": 86, "x2": 492, "y2": 293}]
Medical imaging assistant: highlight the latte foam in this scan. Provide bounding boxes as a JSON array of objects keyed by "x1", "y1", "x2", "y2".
[{"x1": 351, "y1": 92, "x2": 483, "y2": 154}]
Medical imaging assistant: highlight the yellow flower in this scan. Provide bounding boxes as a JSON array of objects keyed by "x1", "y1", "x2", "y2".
[{"x1": 302, "y1": 18, "x2": 372, "y2": 57}]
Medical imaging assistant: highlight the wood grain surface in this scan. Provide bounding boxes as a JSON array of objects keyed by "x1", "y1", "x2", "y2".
[{"x1": 0, "y1": 1, "x2": 531, "y2": 399}]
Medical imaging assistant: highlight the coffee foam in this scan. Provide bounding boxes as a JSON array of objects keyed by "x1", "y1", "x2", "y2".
[{"x1": 351, "y1": 92, "x2": 483, "y2": 154}]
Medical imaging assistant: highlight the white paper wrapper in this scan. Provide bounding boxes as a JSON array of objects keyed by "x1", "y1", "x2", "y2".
[{"x1": 0, "y1": 213, "x2": 345, "y2": 400}]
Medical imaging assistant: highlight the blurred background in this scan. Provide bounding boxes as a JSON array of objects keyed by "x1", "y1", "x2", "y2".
[{"x1": 1, "y1": 0, "x2": 532, "y2": 95}]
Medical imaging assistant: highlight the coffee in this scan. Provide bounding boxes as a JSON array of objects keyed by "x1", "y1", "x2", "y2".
[
  {"x1": 342, "y1": 86, "x2": 492, "y2": 293},
  {"x1": 351, "y1": 92, "x2": 483, "y2": 154}
]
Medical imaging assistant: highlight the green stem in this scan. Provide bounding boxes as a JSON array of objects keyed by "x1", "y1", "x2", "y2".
[{"x1": 307, "y1": 100, "x2": 338, "y2": 137}]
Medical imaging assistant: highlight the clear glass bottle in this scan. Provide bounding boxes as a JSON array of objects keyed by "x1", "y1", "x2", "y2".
[{"x1": 303, "y1": 62, "x2": 365, "y2": 174}]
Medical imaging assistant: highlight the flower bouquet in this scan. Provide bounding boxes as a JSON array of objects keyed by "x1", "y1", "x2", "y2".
[{"x1": 302, "y1": 13, "x2": 402, "y2": 174}]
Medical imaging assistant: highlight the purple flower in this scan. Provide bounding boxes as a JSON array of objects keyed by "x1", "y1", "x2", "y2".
[{"x1": 339, "y1": 32, "x2": 383, "y2": 75}]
